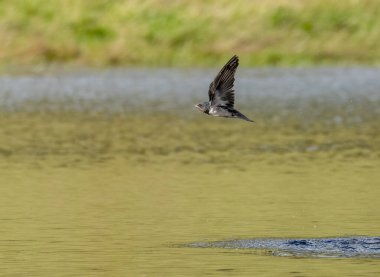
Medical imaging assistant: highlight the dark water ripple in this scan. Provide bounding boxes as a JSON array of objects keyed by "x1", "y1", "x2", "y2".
[{"x1": 188, "y1": 237, "x2": 380, "y2": 258}]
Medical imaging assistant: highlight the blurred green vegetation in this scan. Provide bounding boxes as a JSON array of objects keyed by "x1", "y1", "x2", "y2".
[{"x1": 0, "y1": 0, "x2": 379, "y2": 67}]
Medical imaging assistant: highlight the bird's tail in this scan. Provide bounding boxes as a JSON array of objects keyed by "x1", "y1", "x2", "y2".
[{"x1": 234, "y1": 110, "x2": 254, "y2": 123}]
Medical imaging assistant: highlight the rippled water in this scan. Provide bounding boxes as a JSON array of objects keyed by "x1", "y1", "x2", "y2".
[
  {"x1": 189, "y1": 237, "x2": 380, "y2": 258},
  {"x1": 0, "y1": 68, "x2": 379, "y2": 276},
  {"x1": 1, "y1": 67, "x2": 380, "y2": 111}
]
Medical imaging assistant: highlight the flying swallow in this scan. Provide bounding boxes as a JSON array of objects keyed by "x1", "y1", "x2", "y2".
[{"x1": 195, "y1": 55, "x2": 253, "y2": 122}]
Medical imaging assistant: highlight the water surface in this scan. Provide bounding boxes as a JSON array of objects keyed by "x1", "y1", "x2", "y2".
[
  {"x1": 0, "y1": 68, "x2": 379, "y2": 276},
  {"x1": 189, "y1": 237, "x2": 380, "y2": 258}
]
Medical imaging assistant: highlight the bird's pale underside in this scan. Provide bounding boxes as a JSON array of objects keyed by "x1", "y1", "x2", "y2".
[{"x1": 195, "y1": 55, "x2": 254, "y2": 122}]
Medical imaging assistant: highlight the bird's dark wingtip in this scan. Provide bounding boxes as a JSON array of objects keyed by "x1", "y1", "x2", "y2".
[{"x1": 228, "y1": 55, "x2": 239, "y2": 64}]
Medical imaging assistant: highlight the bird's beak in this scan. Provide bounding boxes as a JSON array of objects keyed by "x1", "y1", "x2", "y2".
[{"x1": 194, "y1": 104, "x2": 202, "y2": 111}]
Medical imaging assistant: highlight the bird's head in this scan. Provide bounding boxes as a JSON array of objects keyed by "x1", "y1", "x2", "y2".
[{"x1": 194, "y1": 102, "x2": 209, "y2": 113}]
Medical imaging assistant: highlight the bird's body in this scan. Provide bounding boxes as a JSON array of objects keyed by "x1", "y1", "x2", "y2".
[{"x1": 195, "y1": 55, "x2": 253, "y2": 122}]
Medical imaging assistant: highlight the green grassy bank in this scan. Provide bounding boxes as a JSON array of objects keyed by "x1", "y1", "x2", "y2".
[{"x1": 0, "y1": 0, "x2": 379, "y2": 68}]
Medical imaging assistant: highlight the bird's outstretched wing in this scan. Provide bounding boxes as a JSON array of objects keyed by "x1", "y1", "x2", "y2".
[{"x1": 208, "y1": 55, "x2": 239, "y2": 108}]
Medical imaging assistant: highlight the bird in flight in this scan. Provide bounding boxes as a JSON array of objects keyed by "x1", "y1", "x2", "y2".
[{"x1": 195, "y1": 55, "x2": 253, "y2": 122}]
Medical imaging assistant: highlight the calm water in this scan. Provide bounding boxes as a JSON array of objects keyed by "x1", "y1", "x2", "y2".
[{"x1": 0, "y1": 68, "x2": 379, "y2": 276}]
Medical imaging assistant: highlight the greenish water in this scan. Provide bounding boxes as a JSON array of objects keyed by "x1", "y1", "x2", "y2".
[
  {"x1": 0, "y1": 68, "x2": 379, "y2": 275},
  {"x1": 0, "y1": 112, "x2": 379, "y2": 276}
]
